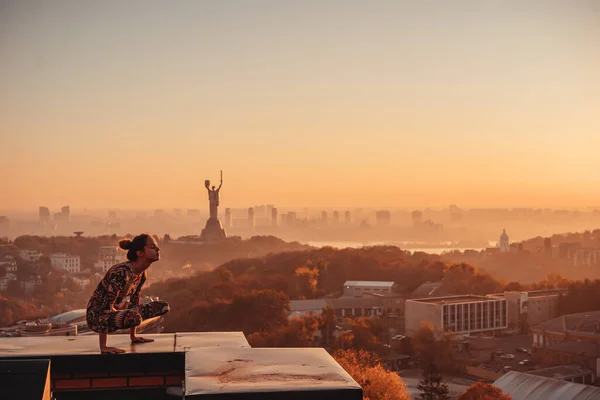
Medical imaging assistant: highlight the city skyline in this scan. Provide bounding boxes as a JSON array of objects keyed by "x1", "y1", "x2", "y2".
[{"x1": 2, "y1": 1, "x2": 599, "y2": 210}]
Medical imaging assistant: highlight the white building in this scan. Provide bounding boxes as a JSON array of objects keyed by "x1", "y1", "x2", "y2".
[
  {"x1": 21, "y1": 275, "x2": 42, "y2": 294},
  {"x1": 405, "y1": 295, "x2": 508, "y2": 338},
  {"x1": 5, "y1": 273, "x2": 17, "y2": 282},
  {"x1": 72, "y1": 276, "x2": 90, "y2": 289},
  {"x1": 0, "y1": 255, "x2": 17, "y2": 273},
  {"x1": 0, "y1": 277, "x2": 9, "y2": 292},
  {"x1": 19, "y1": 250, "x2": 43, "y2": 262},
  {"x1": 343, "y1": 281, "x2": 397, "y2": 297},
  {"x1": 50, "y1": 253, "x2": 81, "y2": 273},
  {"x1": 94, "y1": 246, "x2": 126, "y2": 273}
]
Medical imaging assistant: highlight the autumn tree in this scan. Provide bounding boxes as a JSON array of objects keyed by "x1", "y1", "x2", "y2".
[
  {"x1": 457, "y1": 382, "x2": 511, "y2": 400},
  {"x1": 412, "y1": 322, "x2": 455, "y2": 371},
  {"x1": 318, "y1": 305, "x2": 336, "y2": 347},
  {"x1": 333, "y1": 349, "x2": 410, "y2": 400},
  {"x1": 417, "y1": 363, "x2": 450, "y2": 400},
  {"x1": 247, "y1": 314, "x2": 319, "y2": 347}
]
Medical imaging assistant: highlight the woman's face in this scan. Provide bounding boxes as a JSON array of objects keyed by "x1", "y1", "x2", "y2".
[{"x1": 140, "y1": 236, "x2": 160, "y2": 262}]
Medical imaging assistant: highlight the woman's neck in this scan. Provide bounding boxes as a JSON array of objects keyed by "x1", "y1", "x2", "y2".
[{"x1": 130, "y1": 259, "x2": 149, "y2": 275}]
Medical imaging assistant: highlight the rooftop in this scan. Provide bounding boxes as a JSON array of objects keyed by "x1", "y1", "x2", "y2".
[
  {"x1": 0, "y1": 332, "x2": 362, "y2": 400},
  {"x1": 343, "y1": 281, "x2": 395, "y2": 288},
  {"x1": 533, "y1": 311, "x2": 600, "y2": 334},
  {"x1": 528, "y1": 365, "x2": 596, "y2": 381},
  {"x1": 494, "y1": 371, "x2": 600, "y2": 400},
  {"x1": 408, "y1": 295, "x2": 500, "y2": 304},
  {"x1": 526, "y1": 289, "x2": 568, "y2": 298}
]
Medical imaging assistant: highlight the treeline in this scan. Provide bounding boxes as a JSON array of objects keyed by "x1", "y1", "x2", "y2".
[{"x1": 147, "y1": 246, "x2": 505, "y2": 333}]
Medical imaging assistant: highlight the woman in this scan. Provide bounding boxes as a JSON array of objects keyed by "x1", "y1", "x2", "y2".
[{"x1": 86, "y1": 234, "x2": 170, "y2": 354}]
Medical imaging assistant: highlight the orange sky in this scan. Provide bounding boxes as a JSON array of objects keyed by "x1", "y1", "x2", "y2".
[{"x1": 1, "y1": 2, "x2": 599, "y2": 211}]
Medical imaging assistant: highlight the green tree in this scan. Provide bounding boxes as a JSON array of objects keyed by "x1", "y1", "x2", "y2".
[{"x1": 417, "y1": 363, "x2": 450, "y2": 400}]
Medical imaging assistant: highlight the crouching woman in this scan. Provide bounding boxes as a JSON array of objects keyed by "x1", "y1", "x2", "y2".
[{"x1": 86, "y1": 234, "x2": 170, "y2": 354}]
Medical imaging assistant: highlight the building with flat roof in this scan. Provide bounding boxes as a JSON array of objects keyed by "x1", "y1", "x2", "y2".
[
  {"x1": 405, "y1": 295, "x2": 508, "y2": 338},
  {"x1": 342, "y1": 281, "x2": 397, "y2": 297},
  {"x1": 50, "y1": 253, "x2": 81, "y2": 274},
  {"x1": 0, "y1": 333, "x2": 362, "y2": 400},
  {"x1": 498, "y1": 288, "x2": 566, "y2": 333},
  {"x1": 532, "y1": 311, "x2": 600, "y2": 348}
]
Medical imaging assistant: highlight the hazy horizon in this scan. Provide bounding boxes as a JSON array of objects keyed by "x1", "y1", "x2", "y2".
[{"x1": 2, "y1": 1, "x2": 599, "y2": 210}]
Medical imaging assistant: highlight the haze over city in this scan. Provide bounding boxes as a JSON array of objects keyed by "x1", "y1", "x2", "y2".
[
  {"x1": 3, "y1": 3, "x2": 600, "y2": 399},
  {"x1": 2, "y1": 1, "x2": 600, "y2": 212}
]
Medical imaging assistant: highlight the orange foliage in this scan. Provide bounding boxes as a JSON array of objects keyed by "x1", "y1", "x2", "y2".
[
  {"x1": 457, "y1": 382, "x2": 512, "y2": 400},
  {"x1": 333, "y1": 349, "x2": 410, "y2": 400}
]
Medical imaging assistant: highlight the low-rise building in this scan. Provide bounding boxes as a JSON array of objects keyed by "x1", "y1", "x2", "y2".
[
  {"x1": 405, "y1": 295, "x2": 508, "y2": 338},
  {"x1": 94, "y1": 246, "x2": 126, "y2": 272},
  {"x1": 500, "y1": 289, "x2": 566, "y2": 333},
  {"x1": 19, "y1": 250, "x2": 43, "y2": 262},
  {"x1": 0, "y1": 255, "x2": 17, "y2": 273},
  {"x1": 72, "y1": 276, "x2": 91, "y2": 289},
  {"x1": 532, "y1": 311, "x2": 600, "y2": 349},
  {"x1": 494, "y1": 371, "x2": 600, "y2": 400},
  {"x1": 20, "y1": 275, "x2": 42, "y2": 294},
  {"x1": 342, "y1": 281, "x2": 397, "y2": 297},
  {"x1": 329, "y1": 296, "x2": 385, "y2": 318},
  {"x1": 50, "y1": 253, "x2": 81, "y2": 274}
]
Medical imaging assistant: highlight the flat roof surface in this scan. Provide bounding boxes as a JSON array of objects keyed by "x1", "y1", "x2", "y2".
[
  {"x1": 529, "y1": 365, "x2": 595, "y2": 380},
  {"x1": 0, "y1": 332, "x2": 250, "y2": 357},
  {"x1": 185, "y1": 347, "x2": 362, "y2": 398},
  {"x1": 344, "y1": 281, "x2": 395, "y2": 287},
  {"x1": 409, "y1": 295, "x2": 499, "y2": 304}
]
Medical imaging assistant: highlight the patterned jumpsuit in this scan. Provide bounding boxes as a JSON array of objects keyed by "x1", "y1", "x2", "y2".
[{"x1": 86, "y1": 261, "x2": 169, "y2": 333}]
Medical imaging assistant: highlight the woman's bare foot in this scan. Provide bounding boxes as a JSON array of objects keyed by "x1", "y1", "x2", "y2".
[
  {"x1": 131, "y1": 336, "x2": 154, "y2": 344},
  {"x1": 101, "y1": 346, "x2": 126, "y2": 354}
]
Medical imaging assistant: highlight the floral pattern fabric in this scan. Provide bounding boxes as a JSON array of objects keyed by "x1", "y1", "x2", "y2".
[{"x1": 86, "y1": 261, "x2": 169, "y2": 333}]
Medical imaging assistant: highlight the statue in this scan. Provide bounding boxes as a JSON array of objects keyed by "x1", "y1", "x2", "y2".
[
  {"x1": 205, "y1": 170, "x2": 223, "y2": 219},
  {"x1": 200, "y1": 170, "x2": 227, "y2": 241}
]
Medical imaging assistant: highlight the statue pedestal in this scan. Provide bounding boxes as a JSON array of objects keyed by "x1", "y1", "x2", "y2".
[{"x1": 200, "y1": 218, "x2": 227, "y2": 241}]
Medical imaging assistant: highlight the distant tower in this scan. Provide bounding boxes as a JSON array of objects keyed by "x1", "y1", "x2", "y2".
[
  {"x1": 248, "y1": 207, "x2": 255, "y2": 230},
  {"x1": 333, "y1": 211, "x2": 340, "y2": 224},
  {"x1": 499, "y1": 229, "x2": 510, "y2": 252},
  {"x1": 61, "y1": 206, "x2": 70, "y2": 221},
  {"x1": 39, "y1": 206, "x2": 50, "y2": 225},
  {"x1": 224, "y1": 208, "x2": 232, "y2": 229},
  {"x1": 411, "y1": 210, "x2": 423, "y2": 227},
  {"x1": 344, "y1": 210, "x2": 351, "y2": 223},
  {"x1": 271, "y1": 207, "x2": 278, "y2": 228},
  {"x1": 375, "y1": 210, "x2": 391, "y2": 226},
  {"x1": 321, "y1": 211, "x2": 328, "y2": 224}
]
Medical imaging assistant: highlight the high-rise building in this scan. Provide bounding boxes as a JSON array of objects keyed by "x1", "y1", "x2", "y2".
[
  {"x1": 344, "y1": 210, "x2": 351, "y2": 223},
  {"x1": 321, "y1": 211, "x2": 328, "y2": 223},
  {"x1": 271, "y1": 208, "x2": 278, "y2": 228},
  {"x1": 61, "y1": 206, "x2": 70, "y2": 220},
  {"x1": 411, "y1": 210, "x2": 423, "y2": 227},
  {"x1": 248, "y1": 207, "x2": 255, "y2": 230},
  {"x1": 499, "y1": 229, "x2": 510, "y2": 252},
  {"x1": 375, "y1": 210, "x2": 391, "y2": 226},
  {"x1": 333, "y1": 211, "x2": 339, "y2": 223},
  {"x1": 224, "y1": 208, "x2": 232, "y2": 228},
  {"x1": 39, "y1": 206, "x2": 50, "y2": 224}
]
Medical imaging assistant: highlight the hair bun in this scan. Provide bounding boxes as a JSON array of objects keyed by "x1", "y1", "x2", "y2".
[{"x1": 119, "y1": 239, "x2": 132, "y2": 250}]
